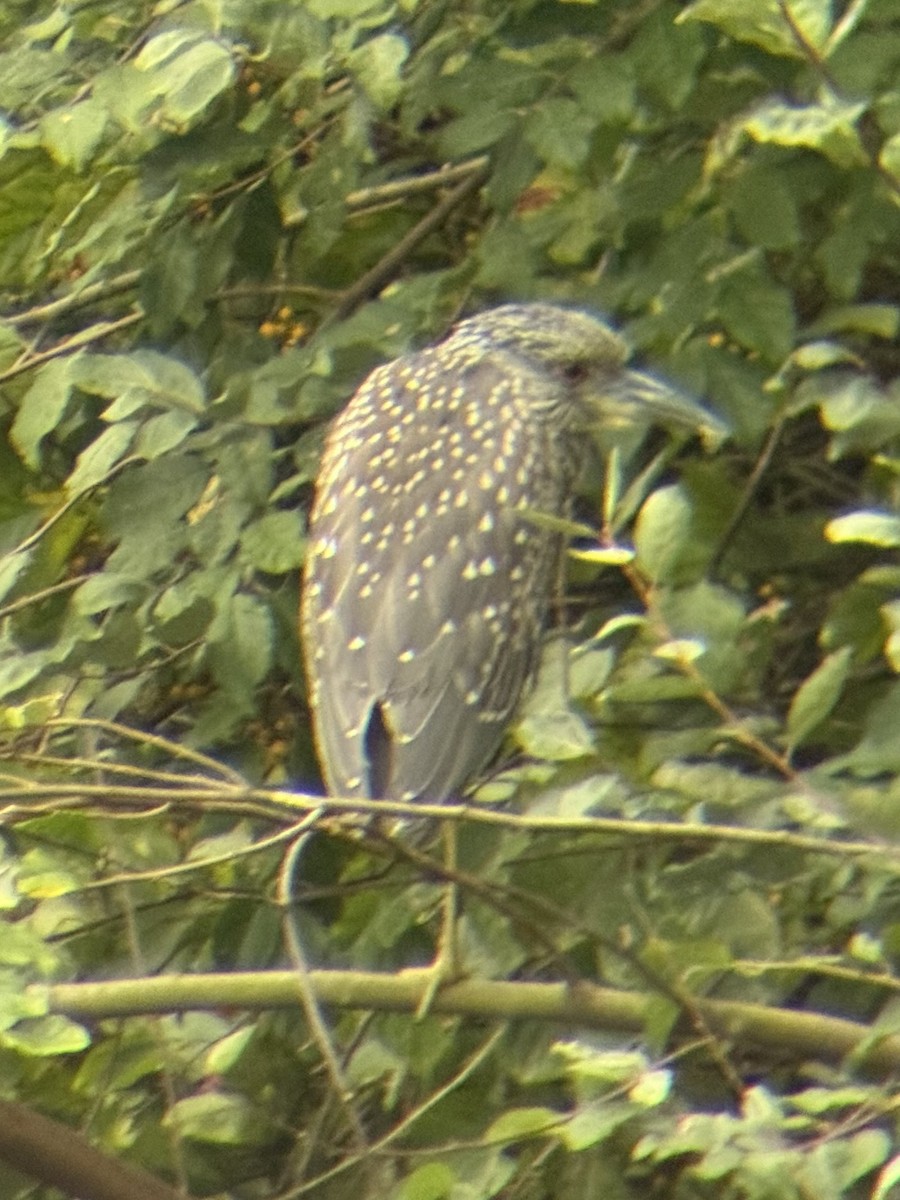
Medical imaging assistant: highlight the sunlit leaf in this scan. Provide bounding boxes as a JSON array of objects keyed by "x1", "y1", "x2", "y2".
[
  {"x1": 742, "y1": 96, "x2": 868, "y2": 167},
  {"x1": 826, "y1": 511, "x2": 900, "y2": 547},
  {"x1": 3, "y1": 1015, "x2": 90, "y2": 1056},
  {"x1": 10, "y1": 359, "x2": 74, "y2": 469},
  {"x1": 165, "y1": 1092, "x2": 271, "y2": 1145},
  {"x1": 678, "y1": 0, "x2": 831, "y2": 58},
  {"x1": 485, "y1": 1107, "x2": 563, "y2": 1142}
]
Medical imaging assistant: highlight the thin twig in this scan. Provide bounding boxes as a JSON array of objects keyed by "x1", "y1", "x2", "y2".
[
  {"x1": 776, "y1": 0, "x2": 837, "y2": 88},
  {"x1": 0, "y1": 574, "x2": 93, "y2": 620},
  {"x1": 0, "y1": 312, "x2": 142, "y2": 385},
  {"x1": 217, "y1": 282, "x2": 341, "y2": 304},
  {"x1": 710, "y1": 415, "x2": 785, "y2": 576},
  {"x1": 279, "y1": 1025, "x2": 505, "y2": 1199},
  {"x1": 5, "y1": 272, "x2": 141, "y2": 328},
  {"x1": 344, "y1": 156, "x2": 489, "y2": 211},
  {"x1": 10, "y1": 752, "x2": 235, "y2": 791},
  {"x1": 198, "y1": 118, "x2": 343, "y2": 208},
  {"x1": 45, "y1": 717, "x2": 249, "y2": 786},
  {"x1": 6, "y1": 455, "x2": 141, "y2": 563},
  {"x1": 74, "y1": 822, "x2": 302, "y2": 893},
  {"x1": 611, "y1": 547, "x2": 796, "y2": 780},
  {"x1": 0, "y1": 782, "x2": 894, "y2": 865},
  {"x1": 277, "y1": 817, "x2": 371, "y2": 1157},
  {"x1": 331, "y1": 163, "x2": 489, "y2": 322},
  {"x1": 624, "y1": 882, "x2": 744, "y2": 1098}
]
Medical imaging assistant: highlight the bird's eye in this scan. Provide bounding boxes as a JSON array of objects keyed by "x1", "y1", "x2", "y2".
[{"x1": 562, "y1": 362, "x2": 589, "y2": 384}]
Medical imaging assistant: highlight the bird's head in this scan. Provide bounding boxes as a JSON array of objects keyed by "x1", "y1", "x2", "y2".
[{"x1": 450, "y1": 303, "x2": 728, "y2": 449}]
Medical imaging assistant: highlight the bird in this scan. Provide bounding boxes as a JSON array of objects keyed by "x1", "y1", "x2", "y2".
[{"x1": 301, "y1": 303, "x2": 724, "y2": 805}]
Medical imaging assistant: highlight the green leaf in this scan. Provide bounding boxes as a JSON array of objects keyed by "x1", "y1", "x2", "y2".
[
  {"x1": 786, "y1": 646, "x2": 853, "y2": 752},
  {"x1": 652, "y1": 760, "x2": 780, "y2": 808},
  {"x1": 591, "y1": 614, "x2": 645, "y2": 642},
  {"x1": 0, "y1": 547, "x2": 35, "y2": 606},
  {"x1": 881, "y1": 600, "x2": 900, "y2": 673},
  {"x1": 726, "y1": 165, "x2": 800, "y2": 249},
  {"x1": 40, "y1": 97, "x2": 108, "y2": 171},
  {"x1": 555, "y1": 1043, "x2": 648, "y2": 1082},
  {"x1": 17, "y1": 869, "x2": 80, "y2": 900},
  {"x1": 569, "y1": 645, "x2": 616, "y2": 699},
  {"x1": 561, "y1": 1100, "x2": 636, "y2": 1150},
  {"x1": 437, "y1": 106, "x2": 518, "y2": 157},
  {"x1": 515, "y1": 709, "x2": 595, "y2": 761},
  {"x1": 825, "y1": 511, "x2": 900, "y2": 547},
  {"x1": 206, "y1": 592, "x2": 273, "y2": 701},
  {"x1": 805, "y1": 374, "x2": 900, "y2": 458},
  {"x1": 718, "y1": 264, "x2": 796, "y2": 360},
  {"x1": 10, "y1": 359, "x2": 74, "y2": 469},
  {"x1": 74, "y1": 351, "x2": 206, "y2": 415},
  {"x1": 101, "y1": 456, "x2": 209, "y2": 576},
  {"x1": 515, "y1": 640, "x2": 596, "y2": 760},
  {"x1": 0, "y1": 980, "x2": 48, "y2": 1029},
  {"x1": 568, "y1": 545, "x2": 635, "y2": 566},
  {"x1": 788, "y1": 340, "x2": 862, "y2": 372},
  {"x1": 742, "y1": 96, "x2": 868, "y2": 167},
  {"x1": 3, "y1": 1014, "x2": 90, "y2": 1056},
  {"x1": 240, "y1": 511, "x2": 306, "y2": 573},
  {"x1": 629, "y1": 1069, "x2": 672, "y2": 1107},
  {"x1": 0, "y1": 645, "x2": 55, "y2": 701},
  {"x1": 152, "y1": 581, "x2": 215, "y2": 645},
  {"x1": 808, "y1": 304, "x2": 900, "y2": 340},
  {"x1": 656, "y1": 581, "x2": 748, "y2": 693},
  {"x1": 654, "y1": 638, "x2": 706, "y2": 665},
  {"x1": 395, "y1": 1163, "x2": 456, "y2": 1200},
  {"x1": 607, "y1": 674, "x2": 702, "y2": 704},
  {"x1": 305, "y1": 0, "x2": 386, "y2": 15},
  {"x1": 485, "y1": 1107, "x2": 562, "y2": 1142},
  {"x1": 789, "y1": 1085, "x2": 878, "y2": 1115},
  {"x1": 842, "y1": 680, "x2": 900, "y2": 773},
  {"x1": 800, "y1": 1130, "x2": 890, "y2": 1193},
  {"x1": 0, "y1": 923, "x2": 54, "y2": 969},
  {"x1": 678, "y1": 0, "x2": 832, "y2": 58},
  {"x1": 634, "y1": 485, "x2": 692, "y2": 584},
  {"x1": 133, "y1": 33, "x2": 236, "y2": 130},
  {"x1": 880, "y1": 132, "x2": 900, "y2": 184},
  {"x1": 205, "y1": 1026, "x2": 255, "y2": 1075},
  {"x1": 165, "y1": 1092, "x2": 271, "y2": 1145},
  {"x1": 567, "y1": 58, "x2": 634, "y2": 122},
  {"x1": 188, "y1": 824, "x2": 254, "y2": 864},
  {"x1": 66, "y1": 420, "x2": 137, "y2": 494},
  {"x1": 525, "y1": 100, "x2": 597, "y2": 170},
  {"x1": 134, "y1": 408, "x2": 198, "y2": 458},
  {"x1": 348, "y1": 34, "x2": 409, "y2": 109}
]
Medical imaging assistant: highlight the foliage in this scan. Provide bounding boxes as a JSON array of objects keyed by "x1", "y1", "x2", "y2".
[{"x1": 0, "y1": 0, "x2": 900, "y2": 1196}]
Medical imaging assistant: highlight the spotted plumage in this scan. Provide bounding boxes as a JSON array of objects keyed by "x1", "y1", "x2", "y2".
[{"x1": 301, "y1": 303, "x2": 722, "y2": 802}]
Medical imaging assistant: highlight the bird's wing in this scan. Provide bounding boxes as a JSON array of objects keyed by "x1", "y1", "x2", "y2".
[{"x1": 301, "y1": 353, "x2": 566, "y2": 801}]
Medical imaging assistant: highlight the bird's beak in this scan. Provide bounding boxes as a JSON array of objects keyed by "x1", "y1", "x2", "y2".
[{"x1": 590, "y1": 369, "x2": 729, "y2": 451}]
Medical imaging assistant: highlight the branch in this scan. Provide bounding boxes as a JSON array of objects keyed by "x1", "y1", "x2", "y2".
[
  {"x1": 331, "y1": 162, "x2": 489, "y2": 321},
  {"x1": 344, "y1": 156, "x2": 490, "y2": 211},
  {"x1": 44, "y1": 968, "x2": 900, "y2": 1076},
  {"x1": 0, "y1": 312, "x2": 142, "y2": 385},
  {"x1": 0, "y1": 783, "x2": 895, "y2": 868},
  {"x1": 0, "y1": 1099, "x2": 183, "y2": 1200},
  {"x1": 5, "y1": 272, "x2": 141, "y2": 328},
  {"x1": 1, "y1": 160, "x2": 489, "y2": 336}
]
